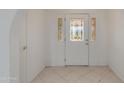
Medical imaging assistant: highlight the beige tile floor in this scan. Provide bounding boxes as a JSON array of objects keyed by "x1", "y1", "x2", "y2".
[{"x1": 32, "y1": 66, "x2": 123, "y2": 83}]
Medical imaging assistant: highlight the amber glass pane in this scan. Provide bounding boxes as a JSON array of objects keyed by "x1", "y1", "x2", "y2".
[
  {"x1": 58, "y1": 17, "x2": 63, "y2": 41},
  {"x1": 70, "y1": 18, "x2": 84, "y2": 41},
  {"x1": 91, "y1": 18, "x2": 96, "y2": 41}
]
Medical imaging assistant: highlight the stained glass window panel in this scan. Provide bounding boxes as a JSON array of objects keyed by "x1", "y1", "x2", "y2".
[
  {"x1": 58, "y1": 17, "x2": 63, "y2": 41},
  {"x1": 70, "y1": 18, "x2": 84, "y2": 41},
  {"x1": 91, "y1": 17, "x2": 96, "y2": 41}
]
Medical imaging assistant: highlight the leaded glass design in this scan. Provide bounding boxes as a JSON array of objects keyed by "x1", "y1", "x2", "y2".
[
  {"x1": 91, "y1": 17, "x2": 96, "y2": 41},
  {"x1": 70, "y1": 18, "x2": 84, "y2": 41},
  {"x1": 58, "y1": 17, "x2": 63, "y2": 41}
]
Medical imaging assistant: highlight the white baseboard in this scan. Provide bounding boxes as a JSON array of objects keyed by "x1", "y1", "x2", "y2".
[{"x1": 28, "y1": 64, "x2": 45, "y2": 83}]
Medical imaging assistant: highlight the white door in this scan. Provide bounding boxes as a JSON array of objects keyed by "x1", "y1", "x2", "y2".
[{"x1": 65, "y1": 14, "x2": 89, "y2": 65}]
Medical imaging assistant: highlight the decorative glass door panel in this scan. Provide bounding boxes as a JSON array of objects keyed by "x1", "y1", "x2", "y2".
[{"x1": 70, "y1": 18, "x2": 84, "y2": 41}]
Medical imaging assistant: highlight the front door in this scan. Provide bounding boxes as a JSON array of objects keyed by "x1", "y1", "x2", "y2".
[{"x1": 65, "y1": 14, "x2": 89, "y2": 65}]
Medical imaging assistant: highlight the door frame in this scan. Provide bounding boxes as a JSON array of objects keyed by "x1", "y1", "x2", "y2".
[{"x1": 63, "y1": 13, "x2": 90, "y2": 66}]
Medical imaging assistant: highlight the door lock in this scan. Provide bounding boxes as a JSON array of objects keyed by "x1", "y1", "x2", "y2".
[
  {"x1": 85, "y1": 43, "x2": 89, "y2": 45},
  {"x1": 23, "y1": 46, "x2": 27, "y2": 50}
]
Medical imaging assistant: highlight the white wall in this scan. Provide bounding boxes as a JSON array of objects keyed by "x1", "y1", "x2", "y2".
[
  {"x1": 108, "y1": 10, "x2": 124, "y2": 81},
  {"x1": 26, "y1": 10, "x2": 46, "y2": 82},
  {"x1": 0, "y1": 10, "x2": 17, "y2": 82},
  {"x1": 45, "y1": 9, "x2": 108, "y2": 66}
]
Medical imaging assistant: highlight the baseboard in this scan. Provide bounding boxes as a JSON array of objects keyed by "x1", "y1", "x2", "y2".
[
  {"x1": 0, "y1": 79, "x2": 9, "y2": 83},
  {"x1": 28, "y1": 64, "x2": 45, "y2": 83}
]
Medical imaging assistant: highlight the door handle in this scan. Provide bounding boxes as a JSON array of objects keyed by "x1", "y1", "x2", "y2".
[{"x1": 23, "y1": 46, "x2": 27, "y2": 50}]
